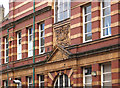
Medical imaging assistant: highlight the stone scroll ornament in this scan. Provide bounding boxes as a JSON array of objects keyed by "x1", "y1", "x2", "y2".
[{"x1": 55, "y1": 24, "x2": 70, "y2": 46}]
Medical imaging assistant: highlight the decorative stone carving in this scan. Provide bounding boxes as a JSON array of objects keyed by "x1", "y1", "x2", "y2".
[{"x1": 54, "y1": 24, "x2": 70, "y2": 46}]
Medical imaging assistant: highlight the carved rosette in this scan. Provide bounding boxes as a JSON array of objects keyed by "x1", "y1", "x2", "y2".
[{"x1": 54, "y1": 24, "x2": 70, "y2": 46}]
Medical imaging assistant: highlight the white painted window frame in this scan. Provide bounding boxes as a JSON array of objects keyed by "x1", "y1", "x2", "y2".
[
  {"x1": 28, "y1": 27, "x2": 33, "y2": 57},
  {"x1": 5, "y1": 37, "x2": 9, "y2": 63},
  {"x1": 54, "y1": 74, "x2": 71, "y2": 87},
  {"x1": 17, "y1": 32, "x2": 22, "y2": 60},
  {"x1": 101, "y1": 0, "x2": 111, "y2": 38},
  {"x1": 28, "y1": 77, "x2": 32, "y2": 88},
  {"x1": 4, "y1": 80, "x2": 7, "y2": 87},
  {"x1": 39, "y1": 23, "x2": 45, "y2": 54},
  {"x1": 54, "y1": 0, "x2": 71, "y2": 23},
  {"x1": 39, "y1": 75, "x2": 44, "y2": 88},
  {"x1": 101, "y1": 63, "x2": 112, "y2": 87},
  {"x1": 83, "y1": 4, "x2": 92, "y2": 43},
  {"x1": 83, "y1": 67, "x2": 92, "y2": 87}
]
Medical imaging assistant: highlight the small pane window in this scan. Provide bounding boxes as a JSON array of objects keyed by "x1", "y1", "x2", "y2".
[
  {"x1": 54, "y1": 0, "x2": 71, "y2": 23},
  {"x1": 39, "y1": 23, "x2": 45, "y2": 54},
  {"x1": 17, "y1": 32, "x2": 22, "y2": 60},
  {"x1": 54, "y1": 74, "x2": 71, "y2": 88},
  {"x1": 5, "y1": 37, "x2": 9, "y2": 63},
  {"x1": 28, "y1": 77, "x2": 32, "y2": 88},
  {"x1": 83, "y1": 4, "x2": 92, "y2": 42},
  {"x1": 39, "y1": 75, "x2": 44, "y2": 88},
  {"x1": 28, "y1": 28, "x2": 33, "y2": 57},
  {"x1": 101, "y1": 63, "x2": 112, "y2": 87},
  {"x1": 101, "y1": 0, "x2": 111, "y2": 37},
  {"x1": 83, "y1": 67, "x2": 92, "y2": 87}
]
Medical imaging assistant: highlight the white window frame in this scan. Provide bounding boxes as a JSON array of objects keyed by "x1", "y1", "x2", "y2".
[
  {"x1": 101, "y1": 0, "x2": 111, "y2": 38},
  {"x1": 28, "y1": 77, "x2": 32, "y2": 88},
  {"x1": 83, "y1": 67, "x2": 92, "y2": 87},
  {"x1": 4, "y1": 80, "x2": 7, "y2": 87},
  {"x1": 5, "y1": 37, "x2": 9, "y2": 63},
  {"x1": 54, "y1": 0, "x2": 71, "y2": 23},
  {"x1": 17, "y1": 32, "x2": 22, "y2": 60},
  {"x1": 54, "y1": 74, "x2": 71, "y2": 87},
  {"x1": 39, "y1": 75, "x2": 44, "y2": 88},
  {"x1": 28, "y1": 27, "x2": 33, "y2": 57},
  {"x1": 83, "y1": 4, "x2": 92, "y2": 43},
  {"x1": 39, "y1": 23, "x2": 45, "y2": 54},
  {"x1": 101, "y1": 63, "x2": 112, "y2": 87}
]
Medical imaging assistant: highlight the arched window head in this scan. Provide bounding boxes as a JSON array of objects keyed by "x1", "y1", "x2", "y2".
[{"x1": 54, "y1": 74, "x2": 71, "y2": 88}]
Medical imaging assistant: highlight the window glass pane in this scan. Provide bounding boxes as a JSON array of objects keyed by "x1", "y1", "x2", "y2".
[
  {"x1": 85, "y1": 76, "x2": 92, "y2": 83},
  {"x1": 85, "y1": 33, "x2": 92, "y2": 41},
  {"x1": 65, "y1": 75, "x2": 68, "y2": 87},
  {"x1": 85, "y1": 5, "x2": 91, "y2": 14},
  {"x1": 103, "y1": 16, "x2": 111, "y2": 28},
  {"x1": 85, "y1": 14, "x2": 91, "y2": 22},
  {"x1": 85, "y1": 67, "x2": 92, "y2": 75},
  {"x1": 18, "y1": 32, "x2": 21, "y2": 38},
  {"x1": 102, "y1": 1, "x2": 110, "y2": 8},
  {"x1": 40, "y1": 75, "x2": 44, "y2": 81},
  {"x1": 103, "y1": 64, "x2": 111, "y2": 73},
  {"x1": 85, "y1": 22, "x2": 91, "y2": 33},
  {"x1": 103, "y1": 82, "x2": 112, "y2": 86},
  {"x1": 103, "y1": 73, "x2": 111, "y2": 81},
  {"x1": 103, "y1": 7, "x2": 110, "y2": 16},
  {"x1": 60, "y1": 75, "x2": 63, "y2": 87}
]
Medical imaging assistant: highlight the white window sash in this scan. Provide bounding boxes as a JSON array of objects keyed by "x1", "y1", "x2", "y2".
[
  {"x1": 101, "y1": 64, "x2": 111, "y2": 87},
  {"x1": 28, "y1": 28, "x2": 33, "y2": 57},
  {"x1": 39, "y1": 24, "x2": 45, "y2": 54},
  {"x1": 83, "y1": 68, "x2": 92, "y2": 87},
  {"x1": 39, "y1": 75, "x2": 44, "y2": 88},
  {"x1": 17, "y1": 32, "x2": 22, "y2": 60},
  {"x1": 83, "y1": 5, "x2": 92, "y2": 43},
  {"x1": 101, "y1": 1, "x2": 111, "y2": 38},
  {"x1": 5, "y1": 38, "x2": 8, "y2": 63}
]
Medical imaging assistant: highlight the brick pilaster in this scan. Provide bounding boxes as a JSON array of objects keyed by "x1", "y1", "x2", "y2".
[
  {"x1": 72, "y1": 66, "x2": 83, "y2": 87},
  {"x1": 111, "y1": 1, "x2": 120, "y2": 36},
  {"x1": 111, "y1": 59, "x2": 120, "y2": 87},
  {"x1": 34, "y1": 74, "x2": 39, "y2": 88},
  {"x1": 70, "y1": 6, "x2": 82, "y2": 45},
  {"x1": 35, "y1": 24, "x2": 39, "y2": 55},
  {"x1": 92, "y1": 63, "x2": 101, "y2": 88},
  {"x1": 21, "y1": 76, "x2": 27, "y2": 88},
  {"x1": 22, "y1": 28, "x2": 28, "y2": 59},
  {"x1": 91, "y1": 2, "x2": 100, "y2": 40}
]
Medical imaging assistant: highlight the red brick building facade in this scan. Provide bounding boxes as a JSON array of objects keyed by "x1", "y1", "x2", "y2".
[{"x1": 0, "y1": 0, "x2": 120, "y2": 87}]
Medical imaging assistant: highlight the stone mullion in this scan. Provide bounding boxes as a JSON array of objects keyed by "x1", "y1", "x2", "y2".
[
  {"x1": 91, "y1": 2, "x2": 100, "y2": 40},
  {"x1": 111, "y1": 59, "x2": 120, "y2": 86},
  {"x1": 92, "y1": 63, "x2": 101, "y2": 88}
]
